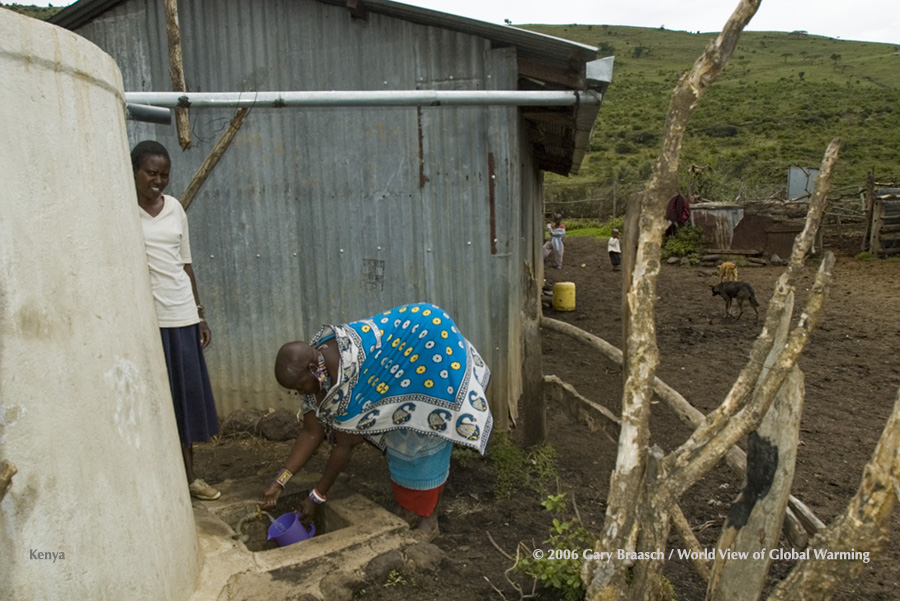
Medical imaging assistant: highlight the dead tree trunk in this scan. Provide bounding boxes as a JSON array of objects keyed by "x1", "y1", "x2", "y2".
[
  {"x1": 164, "y1": 0, "x2": 191, "y2": 150},
  {"x1": 583, "y1": 2, "x2": 766, "y2": 598}
]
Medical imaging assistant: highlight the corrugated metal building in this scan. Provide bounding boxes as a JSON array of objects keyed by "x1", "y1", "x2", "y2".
[{"x1": 51, "y1": 0, "x2": 609, "y2": 427}]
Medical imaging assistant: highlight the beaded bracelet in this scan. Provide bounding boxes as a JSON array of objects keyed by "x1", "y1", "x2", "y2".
[
  {"x1": 309, "y1": 488, "x2": 327, "y2": 504},
  {"x1": 274, "y1": 468, "x2": 293, "y2": 488}
]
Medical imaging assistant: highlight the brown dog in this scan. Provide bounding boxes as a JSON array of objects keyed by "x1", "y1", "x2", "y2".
[{"x1": 717, "y1": 261, "x2": 738, "y2": 282}]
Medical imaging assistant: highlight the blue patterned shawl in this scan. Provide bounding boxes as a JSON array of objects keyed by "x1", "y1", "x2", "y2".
[{"x1": 304, "y1": 303, "x2": 493, "y2": 455}]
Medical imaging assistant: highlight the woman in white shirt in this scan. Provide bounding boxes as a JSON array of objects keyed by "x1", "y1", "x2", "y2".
[{"x1": 131, "y1": 141, "x2": 221, "y2": 501}]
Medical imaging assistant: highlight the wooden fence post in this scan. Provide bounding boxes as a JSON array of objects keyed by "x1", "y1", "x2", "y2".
[
  {"x1": 523, "y1": 261, "x2": 546, "y2": 446},
  {"x1": 862, "y1": 171, "x2": 875, "y2": 251},
  {"x1": 164, "y1": 0, "x2": 191, "y2": 150}
]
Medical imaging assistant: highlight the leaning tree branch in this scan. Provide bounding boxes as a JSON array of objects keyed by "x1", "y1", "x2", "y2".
[{"x1": 766, "y1": 386, "x2": 900, "y2": 601}]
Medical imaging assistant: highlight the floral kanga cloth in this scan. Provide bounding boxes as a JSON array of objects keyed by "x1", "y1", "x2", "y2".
[{"x1": 303, "y1": 303, "x2": 493, "y2": 455}]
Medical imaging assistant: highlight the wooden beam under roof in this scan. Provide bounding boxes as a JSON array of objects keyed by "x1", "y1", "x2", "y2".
[
  {"x1": 517, "y1": 56, "x2": 584, "y2": 89},
  {"x1": 521, "y1": 107, "x2": 576, "y2": 129}
]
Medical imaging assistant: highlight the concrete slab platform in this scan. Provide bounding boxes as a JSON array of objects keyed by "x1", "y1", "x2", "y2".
[{"x1": 187, "y1": 475, "x2": 415, "y2": 600}]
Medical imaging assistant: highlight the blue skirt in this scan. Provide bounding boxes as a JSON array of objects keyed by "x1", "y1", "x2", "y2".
[{"x1": 160, "y1": 325, "x2": 219, "y2": 446}]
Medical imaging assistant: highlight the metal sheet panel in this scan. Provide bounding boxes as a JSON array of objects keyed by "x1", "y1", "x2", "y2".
[{"x1": 72, "y1": 0, "x2": 530, "y2": 422}]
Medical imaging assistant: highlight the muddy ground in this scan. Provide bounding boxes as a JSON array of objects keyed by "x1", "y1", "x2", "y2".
[{"x1": 196, "y1": 233, "x2": 900, "y2": 601}]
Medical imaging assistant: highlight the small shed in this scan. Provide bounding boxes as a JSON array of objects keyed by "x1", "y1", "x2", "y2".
[
  {"x1": 51, "y1": 0, "x2": 610, "y2": 426},
  {"x1": 692, "y1": 202, "x2": 802, "y2": 259}
]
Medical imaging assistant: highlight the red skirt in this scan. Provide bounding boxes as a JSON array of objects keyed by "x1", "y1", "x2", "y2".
[{"x1": 392, "y1": 482, "x2": 445, "y2": 517}]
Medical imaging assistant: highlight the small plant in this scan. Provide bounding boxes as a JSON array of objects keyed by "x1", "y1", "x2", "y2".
[
  {"x1": 451, "y1": 445, "x2": 480, "y2": 468},
  {"x1": 487, "y1": 434, "x2": 560, "y2": 498},
  {"x1": 384, "y1": 570, "x2": 406, "y2": 587},
  {"x1": 515, "y1": 493, "x2": 594, "y2": 601},
  {"x1": 856, "y1": 251, "x2": 874, "y2": 260},
  {"x1": 488, "y1": 432, "x2": 529, "y2": 499},
  {"x1": 527, "y1": 443, "x2": 559, "y2": 495}
]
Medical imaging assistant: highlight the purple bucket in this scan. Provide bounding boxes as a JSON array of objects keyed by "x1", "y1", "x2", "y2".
[{"x1": 267, "y1": 513, "x2": 316, "y2": 547}]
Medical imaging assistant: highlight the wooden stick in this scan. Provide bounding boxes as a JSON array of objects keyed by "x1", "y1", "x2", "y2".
[
  {"x1": 180, "y1": 107, "x2": 248, "y2": 210},
  {"x1": 164, "y1": 0, "x2": 191, "y2": 149},
  {"x1": 670, "y1": 504, "x2": 712, "y2": 582}
]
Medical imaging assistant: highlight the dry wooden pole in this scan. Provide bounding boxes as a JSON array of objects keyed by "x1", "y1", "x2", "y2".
[
  {"x1": 671, "y1": 505, "x2": 712, "y2": 582},
  {"x1": 708, "y1": 359, "x2": 804, "y2": 599},
  {"x1": 870, "y1": 196, "x2": 884, "y2": 257},
  {"x1": 541, "y1": 316, "x2": 748, "y2": 476},
  {"x1": 0, "y1": 460, "x2": 17, "y2": 502},
  {"x1": 767, "y1": 385, "x2": 900, "y2": 601},
  {"x1": 522, "y1": 261, "x2": 546, "y2": 446},
  {"x1": 164, "y1": 0, "x2": 191, "y2": 150},
  {"x1": 862, "y1": 171, "x2": 875, "y2": 251},
  {"x1": 180, "y1": 107, "x2": 248, "y2": 210}
]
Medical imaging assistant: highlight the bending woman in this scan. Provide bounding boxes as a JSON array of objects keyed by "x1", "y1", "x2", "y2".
[
  {"x1": 260, "y1": 302, "x2": 492, "y2": 541},
  {"x1": 132, "y1": 140, "x2": 221, "y2": 501}
]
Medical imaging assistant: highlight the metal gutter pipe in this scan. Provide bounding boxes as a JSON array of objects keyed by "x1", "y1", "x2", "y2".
[
  {"x1": 123, "y1": 90, "x2": 602, "y2": 109},
  {"x1": 125, "y1": 103, "x2": 172, "y2": 124}
]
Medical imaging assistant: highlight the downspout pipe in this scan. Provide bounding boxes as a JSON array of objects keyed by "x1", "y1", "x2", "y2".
[{"x1": 123, "y1": 90, "x2": 602, "y2": 109}]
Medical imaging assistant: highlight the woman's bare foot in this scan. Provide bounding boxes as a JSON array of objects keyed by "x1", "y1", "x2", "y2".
[
  {"x1": 394, "y1": 505, "x2": 420, "y2": 527},
  {"x1": 413, "y1": 514, "x2": 439, "y2": 543}
]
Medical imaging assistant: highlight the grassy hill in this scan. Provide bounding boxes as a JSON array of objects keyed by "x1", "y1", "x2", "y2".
[
  {"x1": 523, "y1": 25, "x2": 900, "y2": 209},
  {"x1": 1, "y1": 3, "x2": 62, "y2": 20}
]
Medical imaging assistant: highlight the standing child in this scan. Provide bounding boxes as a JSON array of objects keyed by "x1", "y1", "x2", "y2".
[
  {"x1": 543, "y1": 213, "x2": 566, "y2": 270},
  {"x1": 608, "y1": 228, "x2": 622, "y2": 271}
]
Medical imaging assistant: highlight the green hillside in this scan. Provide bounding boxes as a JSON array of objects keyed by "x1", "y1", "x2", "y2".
[
  {"x1": 524, "y1": 24, "x2": 900, "y2": 207},
  {"x1": 0, "y1": 3, "x2": 62, "y2": 20}
]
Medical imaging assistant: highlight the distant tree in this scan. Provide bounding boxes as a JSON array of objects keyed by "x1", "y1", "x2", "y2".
[
  {"x1": 798, "y1": 71, "x2": 805, "y2": 80},
  {"x1": 633, "y1": 45, "x2": 647, "y2": 58},
  {"x1": 830, "y1": 52, "x2": 842, "y2": 68},
  {"x1": 781, "y1": 52, "x2": 793, "y2": 63},
  {"x1": 598, "y1": 42, "x2": 615, "y2": 54}
]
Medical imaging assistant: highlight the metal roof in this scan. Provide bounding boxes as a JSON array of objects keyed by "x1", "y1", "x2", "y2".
[{"x1": 50, "y1": 0, "x2": 609, "y2": 175}]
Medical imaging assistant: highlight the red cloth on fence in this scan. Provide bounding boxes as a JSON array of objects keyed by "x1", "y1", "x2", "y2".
[{"x1": 392, "y1": 482, "x2": 445, "y2": 517}]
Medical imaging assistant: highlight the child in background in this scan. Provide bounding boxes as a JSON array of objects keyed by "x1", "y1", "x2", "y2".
[
  {"x1": 543, "y1": 213, "x2": 566, "y2": 269},
  {"x1": 608, "y1": 228, "x2": 621, "y2": 271}
]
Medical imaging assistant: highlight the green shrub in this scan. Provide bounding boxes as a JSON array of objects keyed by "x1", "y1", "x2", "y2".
[
  {"x1": 661, "y1": 226, "x2": 707, "y2": 261},
  {"x1": 488, "y1": 432, "x2": 528, "y2": 499},
  {"x1": 487, "y1": 434, "x2": 560, "y2": 499}
]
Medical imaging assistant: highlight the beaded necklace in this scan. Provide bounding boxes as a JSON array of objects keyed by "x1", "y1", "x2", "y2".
[{"x1": 312, "y1": 351, "x2": 332, "y2": 392}]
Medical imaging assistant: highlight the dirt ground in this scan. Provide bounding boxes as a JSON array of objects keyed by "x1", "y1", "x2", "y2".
[{"x1": 195, "y1": 233, "x2": 900, "y2": 601}]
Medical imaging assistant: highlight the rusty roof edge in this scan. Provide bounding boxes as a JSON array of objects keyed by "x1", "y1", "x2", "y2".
[{"x1": 48, "y1": 0, "x2": 125, "y2": 29}]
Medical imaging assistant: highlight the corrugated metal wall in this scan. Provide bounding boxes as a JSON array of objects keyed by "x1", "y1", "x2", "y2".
[{"x1": 75, "y1": 0, "x2": 539, "y2": 426}]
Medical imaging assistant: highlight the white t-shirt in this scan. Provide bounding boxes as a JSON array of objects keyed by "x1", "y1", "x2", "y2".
[
  {"x1": 608, "y1": 236, "x2": 621, "y2": 253},
  {"x1": 139, "y1": 194, "x2": 200, "y2": 328}
]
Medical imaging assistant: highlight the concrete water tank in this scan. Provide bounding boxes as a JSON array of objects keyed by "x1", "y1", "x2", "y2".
[{"x1": 0, "y1": 10, "x2": 200, "y2": 600}]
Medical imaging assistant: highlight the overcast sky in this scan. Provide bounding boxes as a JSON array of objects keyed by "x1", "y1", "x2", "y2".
[{"x1": 31, "y1": 0, "x2": 899, "y2": 45}]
